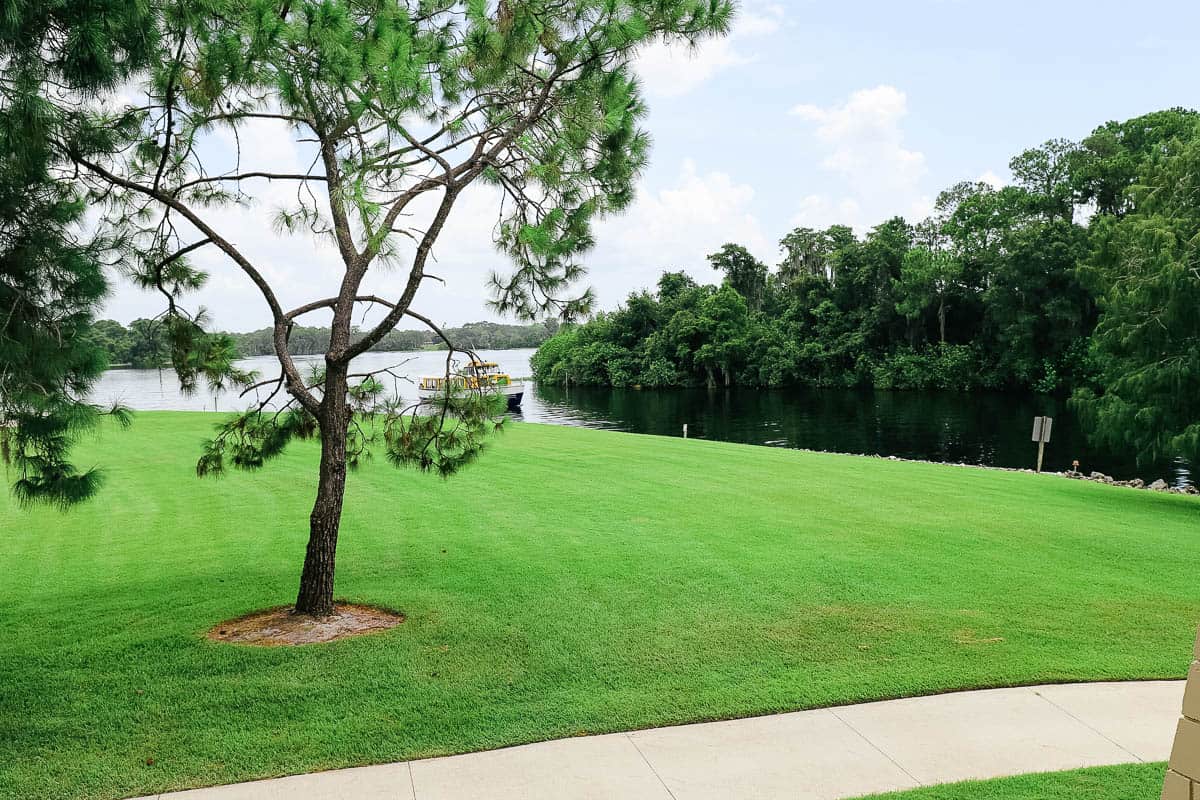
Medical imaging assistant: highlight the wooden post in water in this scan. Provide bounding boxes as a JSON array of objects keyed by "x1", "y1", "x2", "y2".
[{"x1": 1031, "y1": 416, "x2": 1053, "y2": 472}]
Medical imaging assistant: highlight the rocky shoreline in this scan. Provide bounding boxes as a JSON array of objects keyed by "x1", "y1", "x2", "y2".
[
  {"x1": 1065, "y1": 470, "x2": 1198, "y2": 494},
  {"x1": 849, "y1": 452, "x2": 1198, "y2": 495}
]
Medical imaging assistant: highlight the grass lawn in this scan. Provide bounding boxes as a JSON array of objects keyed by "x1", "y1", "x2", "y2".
[
  {"x1": 2, "y1": 412, "x2": 1198, "y2": 799},
  {"x1": 858, "y1": 763, "x2": 1167, "y2": 798}
]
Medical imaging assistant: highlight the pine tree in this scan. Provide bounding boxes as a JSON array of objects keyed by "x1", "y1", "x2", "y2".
[
  {"x1": 50, "y1": 0, "x2": 732, "y2": 615},
  {"x1": 0, "y1": 0, "x2": 158, "y2": 505}
]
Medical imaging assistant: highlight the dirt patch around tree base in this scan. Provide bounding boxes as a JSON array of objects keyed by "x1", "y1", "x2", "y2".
[{"x1": 207, "y1": 603, "x2": 405, "y2": 646}]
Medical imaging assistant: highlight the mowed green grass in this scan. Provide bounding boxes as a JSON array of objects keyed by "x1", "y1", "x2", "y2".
[
  {"x1": 1, "y1": 412, "x2": 1198, "y2": 800},
  {"x1": 859, "y1": 763, "x2": 1167, "y2": 799}
]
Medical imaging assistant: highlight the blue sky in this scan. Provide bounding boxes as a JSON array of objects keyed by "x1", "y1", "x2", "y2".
[{"x1": 101, "y1": 0, "x2": 1200, "y2": 331}]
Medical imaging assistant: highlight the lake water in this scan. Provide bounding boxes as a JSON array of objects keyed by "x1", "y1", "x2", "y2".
[{"x1": 92, "y1": 347, "x2": 1196, "y2": 487}]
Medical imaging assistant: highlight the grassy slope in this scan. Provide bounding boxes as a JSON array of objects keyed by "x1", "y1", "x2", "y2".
[
  {"x1": 1, "y1": 412, "x2": 1198, "y2": 799},
  {"x1": 859, "y1": 763, "x2": 1167, "y2": 799}
]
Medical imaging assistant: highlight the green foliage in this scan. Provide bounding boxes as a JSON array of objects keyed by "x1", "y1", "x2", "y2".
[
  {"x1": 778, "y1": 227, "x2": 836, "y2": 284},
  {"x1": 384, "y1": 392, "x2": 505, "y2": 477},
  {"x1": 1008, "y1": 138, "x2": 1081, "y2": 221},
  {"x1": 981, "y1": 218, "x2": 1092, "y2": 387},
  {"x1": 0, "y1": 0, "x2": 155, "y2": 506},
  {"x1": 1073, "y1": 108, "x2": 1200, "y2": 216},
  {"x1": 3, "y1": 405, "x2": 114, "y2": 509},
  {"x1": 197, "y1": 409, "x2": 318, "y2": 476},
  {"x1": 708, "y1": 243, "x2": 768, "y2": 311},
  {"x1": 196, "y1": 378, "x2": 505, "y2": 479},
  {"x1": 1073, "y1": 125, "x2": 1200, "y2": 465},
  {"x1": 894, "y1": 246, "x2": 961, "y2": 344},
  {"x1": 871, "y1": 345, "x2": 978, "y2": 391}
]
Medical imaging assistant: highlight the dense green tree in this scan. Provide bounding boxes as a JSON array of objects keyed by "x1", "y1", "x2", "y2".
[
  {"x1": 214, "y1": 321, "x2": 549, "y2": 358},
  {"x1": 895, "y1": 246, "x2": 961, "y2": 344},
  {"x1": 656, "y1": 270, "x2": 698, "y2": 302},
  {"x1": 1073, "y1": 108, "x2": 1200, "y2": 216},
  {"x1": 1009, "y1": 138, "x2": 1081, "y2": 222},
  {"x1": 1074, "y1": 130, "x2": 1200, "y2": 464},
  {"x1": 85, "y1": 320, "x2": 135, "y2": 365},
  {"x1": 708, "y1": 243, "x2": 768, "y2": 311},
  {"x1": 124, "y1": 319, "x2": 171, "y2": 368},
  {"x1": 692, "y1": 285, "x2": 749, "y2": 387},
  {"x1": 838, "y1": 217, "x2": 912, "y2": 349},
  {"x1": 778, "y1": 227, "x2": 834, "y2": 284},
  {"x1": 983, "y1": 219, "x2": 1092, "y2": 390},
  {"x1": 936, "y1": 181, "x2": 1026, "y2": 259}
]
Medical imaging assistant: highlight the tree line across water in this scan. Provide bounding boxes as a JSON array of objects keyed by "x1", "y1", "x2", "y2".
[
  {"x1": 91, "y1": 319, "x2": 558, "y2": 368},
  {"x1": 533, "y1": 108, "x2": 1198, "y2": 404}
]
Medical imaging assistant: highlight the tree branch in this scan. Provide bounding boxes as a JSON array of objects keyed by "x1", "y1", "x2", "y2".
[
  {"x1": 73, "y1": 155, "x2": 321, "y2": 415},
  {"x1": 176, "y1": 172, "x2": 328, "y2": 192}
]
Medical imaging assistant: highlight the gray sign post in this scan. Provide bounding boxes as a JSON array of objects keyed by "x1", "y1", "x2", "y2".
[{"x1": 1031, "y1": 416, "x2": 1053, "y2": 472}]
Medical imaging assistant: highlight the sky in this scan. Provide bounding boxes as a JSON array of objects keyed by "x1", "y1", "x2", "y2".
[{"x1": 100, "y1": 0, "x2": 1200, "y2": 332}]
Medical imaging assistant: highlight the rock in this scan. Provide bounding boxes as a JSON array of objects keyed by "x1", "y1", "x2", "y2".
[
  {"x1": 1128, "y1": 478, "x2": 1145, "y2": 489},
  {"x1": 1149, "y1": 479, "x2": 1170, "y2": 491}
]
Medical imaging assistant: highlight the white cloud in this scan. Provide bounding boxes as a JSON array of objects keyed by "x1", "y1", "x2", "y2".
[
  {"x1": 636, "y1": 4, "x2": 784, "y2": 98},
  {"x1": 790, "y1": 195, "x2": 862, "y2": 231},
  {"x1": 587, "y1": 159, "x2": 772, "y2": 299},
  {"x1": 978, "y1": 169, "x2": 1007, "y2": 189},
  {"x1": 361, "y1": 159, "x2": 776, "y2": 325},
  {"x1": 787, "y1": 85, "x2": 932, "y2": 232},
  {"x1": 734, "y1": 6, "x2": 785, "y2": 37},
  {"x1": 906, "y1": 194, "x2": 935, "y2": 223},
  {"x1": 635, "y1": 41, "x2": 747, "y2": 98},
  {"x1": 790, "y1": 85, "x2": 926, "y2": 192}
]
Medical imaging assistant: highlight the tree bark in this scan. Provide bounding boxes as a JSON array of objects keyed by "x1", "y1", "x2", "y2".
[
  {"x1": 294, "y1": 362, "x2": 350, "y2": 617},
  {"x1": 938, "y1": 296, "x2": 947, "y2": 344}
]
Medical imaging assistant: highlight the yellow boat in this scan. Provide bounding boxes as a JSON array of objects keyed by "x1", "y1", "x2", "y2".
[{"x1": 417, "y1": 360, "x2": 524, "y2": 410}]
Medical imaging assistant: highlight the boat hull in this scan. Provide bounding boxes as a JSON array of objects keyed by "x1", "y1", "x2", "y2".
[{"x1": 417, "y1": 382, "x2": 525, "y2": 409}]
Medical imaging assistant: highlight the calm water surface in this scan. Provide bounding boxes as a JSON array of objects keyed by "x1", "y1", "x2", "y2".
[{"x1": 92, "y1": 347, "x2": 1195, "y2": 487}]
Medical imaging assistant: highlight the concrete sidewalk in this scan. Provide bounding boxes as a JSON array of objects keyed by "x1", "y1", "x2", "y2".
[{"x1": 137, "y1": 681, "x2": 1183, "y2": 800}]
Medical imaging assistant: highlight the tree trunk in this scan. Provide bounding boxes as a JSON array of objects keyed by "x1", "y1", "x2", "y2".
[
  {"x1": 705, "y1": 365, "x2": 715, "y2": 389},
  {"x1": 723, "y1": 364, "x2": 732, "y2": 387},
  {"x1": 938, "y1": 296, "x2": 947, "y2": 344},
  {"x1": 294, "y1": 363, "x2": 350, "y2": 617}
]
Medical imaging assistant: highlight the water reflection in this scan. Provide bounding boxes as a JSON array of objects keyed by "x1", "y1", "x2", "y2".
[
  {"x1": 526, "y1": 384, "x2": 1196, "y2": 488},
  {"x1": 91, "y1": 348, "x2": 1194, "y2": 487}
]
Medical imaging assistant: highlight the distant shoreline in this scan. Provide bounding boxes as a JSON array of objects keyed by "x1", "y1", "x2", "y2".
[
  {"x1": 89, "y1": 319, "x2": 552, "y2": 370},
  {"x1": 102, "y1": 344, "x2": 540, "y2": 371}
]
